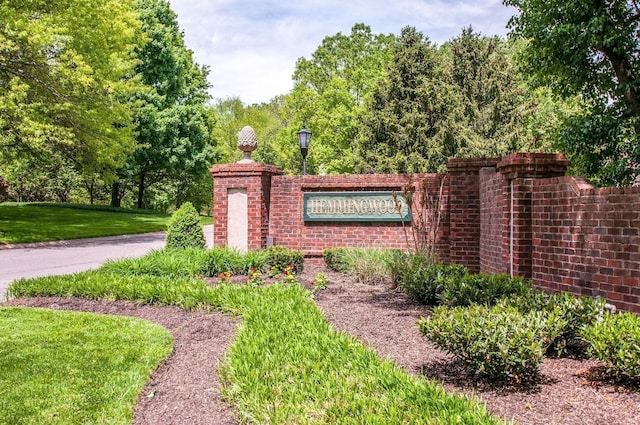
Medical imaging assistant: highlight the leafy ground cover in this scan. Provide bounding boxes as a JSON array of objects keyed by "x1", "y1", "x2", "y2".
[
  {"x1": 0, "y1": 307, "x2": 172, "y2": 425},
  {"x1": 6, "y1": 247, "x2": 640, "y2": 424},
  {"x1": 7, "y1": 257, "x2": 503, "y2": 425},
  {"x1": 0, "y1": 203, "x2": 212, "y2": 244}
]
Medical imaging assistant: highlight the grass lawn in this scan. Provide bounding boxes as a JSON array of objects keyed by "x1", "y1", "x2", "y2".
[
  {"x1": 0, "y1": 203, "x2": 212, "y2": 244},
  {"x1": 0, "y1": 307, "x2": 173, "y2": 425},
  {"x1": 8, "y1": 249, "x2": 505, "y2": 425}
]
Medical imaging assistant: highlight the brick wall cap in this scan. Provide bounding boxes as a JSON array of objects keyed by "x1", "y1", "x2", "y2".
[
  {"x1": 497, "y1": 153, "x2": 570, "y2": 179},
  {"x1": 447, "y1": 157, "x2": 500, "y2": 172},
  {"x1": 497, "y1": 153, "x2": 570, "y2": 169},
  {"x1": 210, "y1": 163, "x2": 283, "y2": 177}
]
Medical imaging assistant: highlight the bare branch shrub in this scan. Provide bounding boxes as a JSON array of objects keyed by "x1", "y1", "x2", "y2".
[{"x1": 392, "y1": 176, "x2": 444, "y2": 257}]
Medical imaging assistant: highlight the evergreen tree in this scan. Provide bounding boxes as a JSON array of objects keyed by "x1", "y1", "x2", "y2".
[
  {"x1": 355, "y1": 26, "x2": 460, "y2": 173},
  {"x1": 445, "y1": 27, "x2": 533, "y2": 157}
]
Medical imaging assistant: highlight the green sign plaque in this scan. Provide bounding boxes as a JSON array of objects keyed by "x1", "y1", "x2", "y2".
[{"x1": 303, "y1": 192, "x2": 411, "y2": 222}]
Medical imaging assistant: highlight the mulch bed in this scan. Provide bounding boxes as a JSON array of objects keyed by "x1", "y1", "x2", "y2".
[{"x1": 4, "y1": 260, "x2": 640, "y2": 424}]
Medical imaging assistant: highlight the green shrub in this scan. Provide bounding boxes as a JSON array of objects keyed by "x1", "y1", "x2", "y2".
[
  {"x1": 547, "y1": 293, "x2": 604, "y2": 356},
  {"x1": 439, "y1": 273, "x2": 531, "y2": 307},
  {"x1": 165, "y1": 202, "x2": 206, "y2": 250},
  {"x1": 264, "y1": 245, "x2": 304, "y2": 273},
  {"x1": 400, "y1": 259, "x2": 467, "y2": 304},
  {"x1": 581, "y1": 312, "x2": 640, "y2": 380},
  {"x1": 501, "y1": 291, "x2": 605, "y2": 357},
  {"x1": 342, "y1": 248, "x2": 393, "y2": 285},
  {"x1": 323, "y1": 247, "x2": 351, "y2": 272},
  {"x1": 419, "y1": 304, "x2": 564, "y2": 383}
]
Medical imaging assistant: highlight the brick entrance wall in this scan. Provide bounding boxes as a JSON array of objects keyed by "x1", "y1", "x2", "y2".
[
  {"x1": 532, "y1": 178, "x2": 640, "y2": 313},
  {"x1": 211, "y1": 153, "x2": 640, "y2": 312}
]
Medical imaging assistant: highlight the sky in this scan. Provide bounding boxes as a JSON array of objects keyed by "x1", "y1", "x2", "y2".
[{"x1": 168, "y1": 0, "x2": 518, "y2": 105}]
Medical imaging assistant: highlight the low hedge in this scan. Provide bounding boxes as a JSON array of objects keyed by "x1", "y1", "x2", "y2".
[
  {"x1": 264, "y1": 245, "x2": 304, "y2": 273},
  {"x1": 323, "y1": 247, "x2": 351, "y2": 272},
  {"x1": 419, "y1": 304, "x2": 564, "y2": 383},
  {"x1": 439, "y1": 273, "x2": 532, "y2": 307},
  {"x1": 400, "y1": 259, "x2": 467, "y2": 305},
  {"x1": 581, "y1": 311, "x2": 640, "y2": 380}
]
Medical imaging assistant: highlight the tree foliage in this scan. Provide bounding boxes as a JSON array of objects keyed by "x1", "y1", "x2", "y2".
[
  {"x1": 354, "y1": 26, "x2": 565, "y2": 174},
  {"x1": 355, "y1": 27, "x2": 463, "y2": 173},
  {"x1": 445, "y1": 27, "x2": 537, "y2": 157},
  {"x1": 0, "y1": 0, "x2": 141, "y2": 179},
  {"x1": 286, "y1": 24, "x2": 394, "y2": 174},
  {"x1": 505, "y1": 0, "x2": 640, "y2": 185},
  {"x1": 114, "y1": 0, "x2": 217, "y2": 209}
]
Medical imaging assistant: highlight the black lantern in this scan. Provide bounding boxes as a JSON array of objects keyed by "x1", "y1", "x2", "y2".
[{"x1": 297, "y1": 125, "x2": 312, "y2": 175}]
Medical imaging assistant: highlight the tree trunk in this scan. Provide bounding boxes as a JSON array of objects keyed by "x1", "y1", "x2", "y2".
[
  {"x1": 137, "y1": 172, "x2": 145, "y2": 209},
  {"x1": 110, "y1": 182, "x2": 121, "y2": 207}
]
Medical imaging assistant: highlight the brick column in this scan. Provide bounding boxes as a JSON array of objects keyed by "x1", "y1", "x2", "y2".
[
  {"x1": 210, "y1": 163, "x2": 283, "y2": 251},
  {"x1": 446, "y1": 158, "x2": 500, "y2": 272},
  {"x1": 497, "y1": 153, "x2": 569, "y2": 278}
]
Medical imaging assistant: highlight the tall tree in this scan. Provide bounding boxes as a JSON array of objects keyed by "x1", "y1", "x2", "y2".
[
  {"x1": 286, "y1": 24, "x2": 394, "y2": 174},
  {"x1": 113, "y1": 0, "x2": 216, "y2": 208},
  {"x1": 355, "y1": 26, "x2": 461, "y2": 174},
  {"x1": 444, "y1": 27, "x2": 540, "y2": 157},
  {"x1": 505, "y1": 0, "x2": 640, "y2": 185},
  {"x1": 0, "y1": 0, "x2": 141, "y2": 184}
]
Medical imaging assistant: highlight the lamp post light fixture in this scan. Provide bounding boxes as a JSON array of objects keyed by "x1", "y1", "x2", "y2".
[{"x1": 297, "y1": 125, "x2": 312, "y2": 175}]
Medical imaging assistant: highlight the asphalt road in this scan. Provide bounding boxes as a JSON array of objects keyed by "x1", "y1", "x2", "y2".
[{"x1": 0, "y1": 225, "x2": 213, "y2": 300}]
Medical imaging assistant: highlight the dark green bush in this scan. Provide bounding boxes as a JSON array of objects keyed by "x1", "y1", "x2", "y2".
[
  {"x1": 419, "y1": 304, "x2": 564, "y2": 383},
  {"x1": 439, "y1": 273, "x2": 531, "y2": 307},
  {"x1": 264, "y1": 245, "x2": 304, "y2": 273},
  {"x1": 501, "y1": 291, "x2": 605, "y2": 357},
  {"x1": 165, "y1": 202, "x2": 205, "y2": 250},
  {"x1": 323, "y1": 247, "x2": 351, "y2": 272},
  {"x1": 581, "y1": 312, "x2": 640, "y2": 380},
  {"x1": 546, "y1": 293, "x2": 604, "y2": 356},
  {"x1": 400, "y1": 259, "x2": 467, "y2": 305}
]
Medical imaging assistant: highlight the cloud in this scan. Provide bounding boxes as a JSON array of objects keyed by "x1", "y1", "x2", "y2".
[{"x1": 168, "y1": 0, "x2": 516, "y2": 105}]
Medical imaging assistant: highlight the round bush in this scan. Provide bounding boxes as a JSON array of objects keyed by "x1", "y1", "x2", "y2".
[
  {"x1": 400, "y1": 259, "x2": 467, "y2": 305},
  {"x1": 419, "y1": 304, "x2": 564, "y2": 383},
  {"x1": 264, "y1": 245, "x2": 304, "y2": 273},
  {"x1": 581, "y1": 312, "x2": 640, "y2": 380},
  {"x1": 165, "y1": 202, "x2": 206, "y2": 250}
]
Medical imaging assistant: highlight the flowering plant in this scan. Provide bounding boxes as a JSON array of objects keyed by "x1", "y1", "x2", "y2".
[
  {"x1": 311, "y1": 273, "x2": 329, "y2": 291},
  {"x1": 282, "y1": 264, "x2": 296, "y2": 284},
  {"x1": 245, "y1": 267, "x2": 263, "y2": 287},
  {"x1": 268, "y1": 265, "x2": 281, "y2": 279},
  {"x1": 218, "y1": 270, "x2": 233, "y2": 283}
]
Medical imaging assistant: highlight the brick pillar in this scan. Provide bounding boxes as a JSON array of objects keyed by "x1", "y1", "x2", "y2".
[
  {"x1": 497, "y1": 153, "x2": 569, "y2": 278},
  {"x1": 446, "y1": 158, "x2": 500, "y2": 272},
  {"x1": 210, "y1": 163, "x2": 283, "y2": 251}
]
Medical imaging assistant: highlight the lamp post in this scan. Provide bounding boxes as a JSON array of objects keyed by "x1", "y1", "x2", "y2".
[{"x1": 297, "y1": 125, "x2": 312, "y2": 175}]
